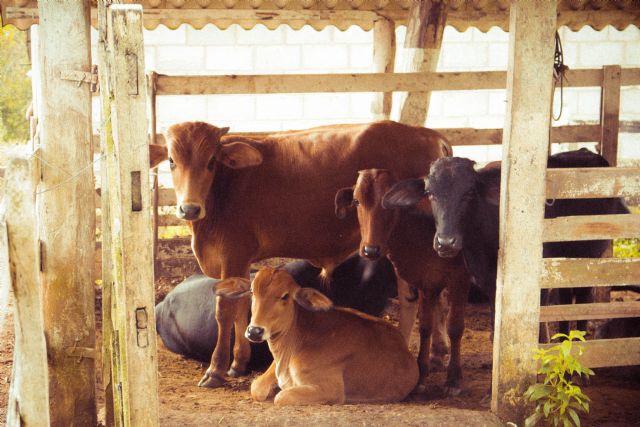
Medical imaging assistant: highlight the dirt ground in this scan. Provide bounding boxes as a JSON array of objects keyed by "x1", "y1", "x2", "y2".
[{"x1": 1, "y1": 285, "x2": 639, "y2": 426}]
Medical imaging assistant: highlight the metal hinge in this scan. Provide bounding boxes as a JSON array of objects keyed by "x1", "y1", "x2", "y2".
[{"x1": 60, "y1": 65, "x2": 99, "y2": 93}]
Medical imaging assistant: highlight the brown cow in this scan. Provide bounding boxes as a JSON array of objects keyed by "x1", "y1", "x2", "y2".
[
  {"x1": 216, "y1": 268, "x2": 419, "y2": 405},
  {"x1": 335, "y1": 169, "x2": 470, "y2": 396},
  {"x1": 149, "y1": 120, "x2": 449, "y2": 387}
]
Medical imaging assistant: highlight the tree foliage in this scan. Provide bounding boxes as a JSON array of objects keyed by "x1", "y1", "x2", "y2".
[{"x1": 0, "y1": 26, "x2": 31, "y2": 144}]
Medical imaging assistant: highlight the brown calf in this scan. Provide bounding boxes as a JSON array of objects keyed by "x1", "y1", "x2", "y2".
[
  {"x1": 149, "y1": 120, "x2": 449, "y2": 387},
  {"x1": 335, "y1": 169, "x2": 470, "y2": 395},
  {"x1": 217, "y1": 268, "x2": 419, "y2": 405}
]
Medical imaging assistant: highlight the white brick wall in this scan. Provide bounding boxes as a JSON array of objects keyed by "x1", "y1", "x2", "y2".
[{"x1": 90, "y1": 23, "x2": 639, "y2": 163}]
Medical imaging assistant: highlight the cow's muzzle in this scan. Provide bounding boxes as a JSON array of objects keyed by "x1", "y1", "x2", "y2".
[
  {"x1": 433, "y1": 234, "x2": 461, "y2": 258},
  {"x1": 177, "y1": 203, "x2": 203, "y2": 221},
  {"x1": 245, "y1": 325, "x2": 265, "y2": 343}
]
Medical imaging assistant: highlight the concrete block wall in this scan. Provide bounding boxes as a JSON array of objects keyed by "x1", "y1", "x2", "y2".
[{"x1": 91, "y1": 23, "x2": 639, "y2": 163}]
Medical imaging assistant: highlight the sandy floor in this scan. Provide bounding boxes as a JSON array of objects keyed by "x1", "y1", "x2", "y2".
[{"x1": 1, "y1": 286, "x2": 639, "y2": 426}]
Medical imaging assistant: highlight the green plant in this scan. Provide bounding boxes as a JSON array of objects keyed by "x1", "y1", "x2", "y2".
[{"x1": 524, "y1": 330, "x2": 594, "y2": 427}]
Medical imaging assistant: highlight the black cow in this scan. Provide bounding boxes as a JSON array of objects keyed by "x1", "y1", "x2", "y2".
[
  {"x1": 383, "y1": 148, "x2": 629, "y2": 337},
  {"x1": 155, "y1": 254, "x2": 397, "y2": 363}
]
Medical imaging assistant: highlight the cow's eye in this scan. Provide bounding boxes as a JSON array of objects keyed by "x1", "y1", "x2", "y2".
[
  {"x1": 280, "y1": 293, "x2": 289, "y2": 301},
  {"x1": 207, "y1": 156, "x2": 216, "y2": 171},
  {"x1": 352, "y1": 199, "x2": 360, "y2": 207},
  {"x1": 169, "y1": 157, "x2": 176, "y2": 170}
]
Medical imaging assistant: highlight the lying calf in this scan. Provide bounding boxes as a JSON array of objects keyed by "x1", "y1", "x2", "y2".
[{"x1": 217, "y1": 268, "x2": 418, "y2": 406}]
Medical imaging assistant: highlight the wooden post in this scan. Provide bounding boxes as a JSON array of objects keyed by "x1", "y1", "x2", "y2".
[
  {"x1": 3, "y1": 149, "x2": 51, "y2": 427},
  {"x1": 35, "y1": 1, "x2": 97, "y2": 424},
  {"x1": 398, "y1": 0, "x2": 448, "y2": 126},
  {"x1": 148, "y1": 71, "x2": 161, "y2": 278},
  {"x1": 105, "y1": 5, "x2": 160, "y2": 425},
  {"x1": 594, "y1": 64, "x2": 622, "y2": 304},
  {"x1": 97, "y1": 0, "x2": 118, "y2": 425},
  {"x1": 371, "y1": 18, "x2": 396, "y2": 120},
  {"x1": 491, "y1": 0, "x2": 557, "y2": 422}
]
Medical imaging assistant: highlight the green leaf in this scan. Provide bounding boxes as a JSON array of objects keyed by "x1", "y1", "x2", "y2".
[
  {"x1": 544, "y1": 400, "x2": 553, "y2": 417},
  {"x1": 525, "y1": 412, "x2": 543, "y2": 427},
  {"x1": 561, "y1": 340, "x2": 572, "y2": 358},
  {"x1": 568, "y1": 408, "x2": 581, "y2": 427},
  {"x1": 528, "y1": 385, "x2": 552, "y2": 401}
]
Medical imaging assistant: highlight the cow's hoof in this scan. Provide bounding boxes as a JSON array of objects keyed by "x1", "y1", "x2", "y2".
[
  {"x1": 227, "y1": 367, "x2": 246, "y2": 378},
  {"x1": 198, "y1": 372, "x2": 226, "y2": 388},
  {"x1": 445, "y1": 386, "x2": 462, "y2": 397}
]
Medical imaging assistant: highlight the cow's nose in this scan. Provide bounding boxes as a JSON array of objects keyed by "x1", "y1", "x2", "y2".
[
  {"x1": 435, "y1": 234, "x2": 456, "y2": 249},
  {"x1": 245, "y1": 326, "x2": 265, "y2": 343},
  {"x1": 363, "y1": 245, "x2": 381, "y2": 260},
  {"x1": 178, "y1": 203, "x2": 201, "y2": 220}
]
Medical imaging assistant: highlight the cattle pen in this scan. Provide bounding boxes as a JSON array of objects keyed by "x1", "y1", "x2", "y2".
[{"x1": 0, "y1": 0, "x2": 639, "y2": 426}]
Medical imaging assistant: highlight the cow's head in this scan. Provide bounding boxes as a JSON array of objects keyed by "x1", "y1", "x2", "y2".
[
  {"x1": 335, "y1": 169, "x2": 399, "y2": 261},
  {"x1": 216, "y1": 268, "x2": 333, "y2": 343},
  {"x1": 149, "y1": 122, "x2": 263, "y2": 221},
  {"x1": 383, "y1": 157, "x2": 492, "y2": 258}
]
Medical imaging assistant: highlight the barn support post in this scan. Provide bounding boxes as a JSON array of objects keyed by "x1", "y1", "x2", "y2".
[
  {"x1": 148, "y1": 71, "x2": 161, "y2": 278},
  {"x1": 491, "y1": 0, "x2": 557, "y2": 422},
  {"x1": 371, "y1": 18, "x2": 396, "y2": 120},
  {"x1": 104, "y1": 4, "x2": 160, "y2": 425},
  {"x1": 97, "y1": 0, "x2": 119, "y2": 425},
  {"x1": 398, "y1": 0, "x2": 448, "y2": 126},
  {"x1": 3, "y1": 150, "x2": 51, "y2": 427},
  {"x1": 35, "y1": 0, "x2": 97, "y2": 424}
]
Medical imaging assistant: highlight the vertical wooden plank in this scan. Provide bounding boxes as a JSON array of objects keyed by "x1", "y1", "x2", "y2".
[
  {"x1": 371, "y1": 18, "x2": 396, "y2": 120},
  {"x1": 148, "y1": 71, "x2": 161, "y2": 278},
  {"x1": 491, "y1": 0, "x2": 557, "y2": 422},
  {"x1": 4, "y1": 149, "x2": 51, "y2": 427},
  {"x1": 599, "y1": 65, "x2": 621, "y2": 167},
  {"x1": 106, "y1": 5, "x2": 160, "y2": 426},
  {"x1": 97, "y1": 0, "x2": 119, "y2": 425},
  {"x1": 35, "y1": 1, "x2": 97, "y2": 425},
  {"x1": 398, "y1": 0, "x2": 448, "y2": 126}
]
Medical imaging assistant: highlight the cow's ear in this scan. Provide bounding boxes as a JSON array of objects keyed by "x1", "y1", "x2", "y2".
[
  {"x1": 382, "y1": 178, "x2": 426, "y2": 209},
  {"x1": 215, "y1": 277, "x2": 251, "y2": 299},
  {"x1": 218, "y1": 141, "x2": 263, "y2": 169},
  {"x1": 334, "y1": 187, "x2": 354, "y2": 219},
  {"x1": 479, "y1": 171, "x2": 501, "y2": 207},
  {"x1": 149, "y1": 144, "x2": 168, "y2": 168},
  {"x1": 293, "y1": 288, "x2": 333, "y2": 312},
  {"x1": 217, "y1": 126, "x2": 230, "y2": 138}
]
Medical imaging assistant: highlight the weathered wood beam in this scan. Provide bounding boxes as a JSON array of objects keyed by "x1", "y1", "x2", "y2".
[
  {"x1": 599, "y1": 65, "x2": 622, "y2": 166},
  {"x1": 540, "y1": 338, "x2": 640, "y2": 369},
  {"x1": 398, "y1": 0, "x2": 448, "y2": 126},
  {"x1": 4, "y1": 149, "x2": 51, "y2": 427},
  {"x1": 546, "y1": 166, "x2": 640, "y2": 199},
  {"x1": 105, "y1": 4, "x2": 160, "y2": 425},
  {"x1": 371, "y1": 18, "x2": 396, "y2": 120},
  {"x1": 491, "y1": 1, "x2": 557, "y2": 421},
  {"x1": 153, "y1": 67, "x2": 640, "y2": 96},
  {"x1": 543, "y1": 213, "x2": 640, "y2": 242},
  {"x1": 541, "y1": 257, "x2": 640, "y2": 289},
  {"x1": 539, "y1": 301, "x2": 640, "y2": 322},
  {"x1": 35, "y1": 0, "x2": 97, "y2": 424}
]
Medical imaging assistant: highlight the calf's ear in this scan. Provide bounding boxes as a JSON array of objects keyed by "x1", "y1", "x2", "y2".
[
  {"x1": 149, "y1": 144, "x2": 168, "y2": 168},
  {"x1": 334, "y1": 187, "x2": 354, "y2": 219},
  {"x1": 382, "y1": 178, "x2": 426, "y2": 209},
  {"x1": 218, "y1": 141, "x2": 263, "y2": 169},
  {"x1": 293, "y1": 288, "x2": 334, "y2": 312},
  {"x1": 215, "y1": 277, "x2": 251, "y2": 299}
]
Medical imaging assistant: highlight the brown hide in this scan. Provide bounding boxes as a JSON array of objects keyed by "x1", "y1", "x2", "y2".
[
  {"x1": 155, "y1": 120, "x2": 448, "y2": 387},
  {"x1": 221, "y1": 269, "x2": 418, "y2": 405},
  {"x1": 340, "y1": 169, "x2": 470, "y2": 395}
]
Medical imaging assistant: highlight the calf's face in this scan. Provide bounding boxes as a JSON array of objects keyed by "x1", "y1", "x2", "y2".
[
  {"x1": 148, "y1": 121, "x2": 263, "y2": 221},
  {"x1": 335, "y1": 169, "x2": 398, "y2": 260},
  {"x1": 215, "y1": 269, "x2": 333, "y2": 343},
  {"x1": 383, "y1": 157, "x2": 479, "y2": 258}
]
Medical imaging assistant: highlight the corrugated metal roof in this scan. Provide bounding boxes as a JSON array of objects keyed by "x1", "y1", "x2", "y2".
[{"x1": 1, "y1": 0, "x2": 638, "y2": 32}]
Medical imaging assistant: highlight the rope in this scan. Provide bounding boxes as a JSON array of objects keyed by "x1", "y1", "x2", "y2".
[{"x1": 552, "y1": 31, "x2": 568, "y2": 122}]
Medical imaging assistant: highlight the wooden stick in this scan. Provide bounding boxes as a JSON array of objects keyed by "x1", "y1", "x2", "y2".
[
  {"x1": 541, "y1": 257, "x2": 640, "y2": 289},
  {"x1": 371, "y1": 18, "x2": 395, "y2": 120}
]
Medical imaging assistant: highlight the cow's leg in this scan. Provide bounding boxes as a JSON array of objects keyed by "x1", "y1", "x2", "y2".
[
  {"x1": 198, "y1": 294, "x2": 237, "y2": 387},
  {"x1": 444, "y1": 277, "x2": 469, "y2": 396},
  {"x1": 558, "y1": 288, "x2": 573, "y2": 336},
  {"x1": 396, "y1": 275, "x2": 418, "y2": 346},
  {"x1": 251, "y1": 361, "x2": 279, "y2": 402},
  {"x1": 274, "y1": 378, "x2": 345, "y2": 406},
  {"x1": 429, "y1": 288, "x2": 450, "y2": 371},
  {"x1": 574, "y1": 287, "x2": 593, "y2": 334},
  {"x1": 415, "y1": 287, "x2": 439, "y2": 394},
  {"x1": 229, "y1": 293, "x2": 251, "y2": 376}
]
